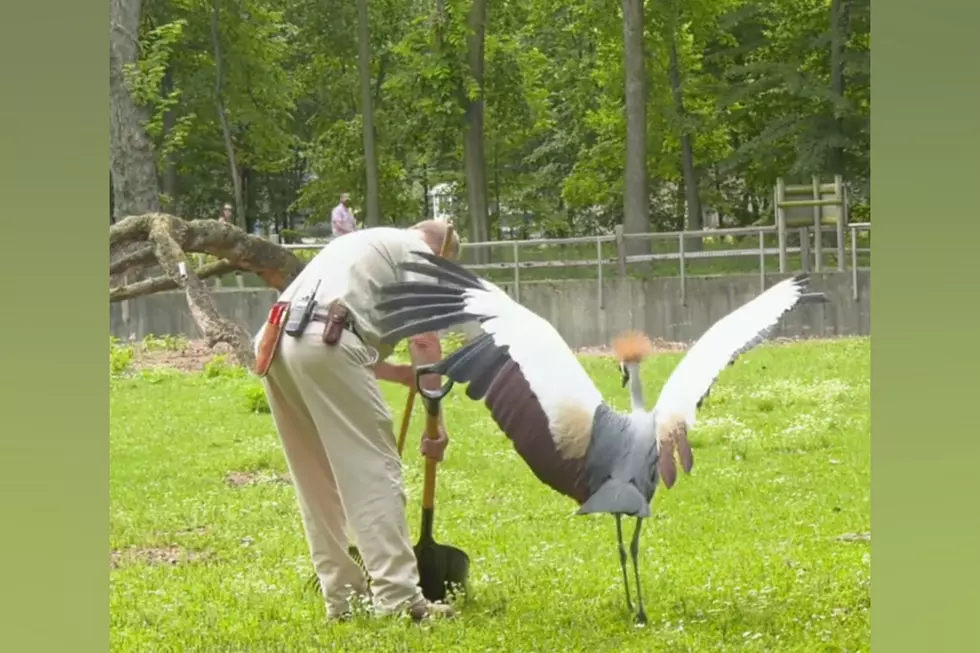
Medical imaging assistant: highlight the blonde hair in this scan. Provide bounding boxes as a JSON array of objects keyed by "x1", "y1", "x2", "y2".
[{"x1": 411, "y1": 219, "x2": 461, "y2": 259}]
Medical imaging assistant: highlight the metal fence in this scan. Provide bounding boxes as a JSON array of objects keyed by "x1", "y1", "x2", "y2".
[{"x1": 278, "y1": 222, "x2": 872, "y2": 304}]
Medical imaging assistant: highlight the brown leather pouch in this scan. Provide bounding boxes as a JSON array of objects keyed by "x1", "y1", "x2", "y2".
[
  {"x1": 322, "y1": 300, "x2": 350, "y2": 346},
  {"x1": 254, "y1": 302, "x2": 290, "y2": 377}
]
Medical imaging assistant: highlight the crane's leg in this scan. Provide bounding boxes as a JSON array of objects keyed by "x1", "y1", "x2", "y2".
[
  {"x1": 615, "y1": 515, "x2": 633, "y2": 613},
  {"x1": 629, "y1": 517, "x2": 647, "y2": 626}
]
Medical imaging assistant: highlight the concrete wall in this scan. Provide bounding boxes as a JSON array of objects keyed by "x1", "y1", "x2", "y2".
[{"x1": 109, "y1": 270, "x2": 870, "y2": 347}]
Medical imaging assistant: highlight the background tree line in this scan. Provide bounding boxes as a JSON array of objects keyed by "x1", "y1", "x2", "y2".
[{"x1": 110, "y1": 0, "x2": 870, "y2": 253}]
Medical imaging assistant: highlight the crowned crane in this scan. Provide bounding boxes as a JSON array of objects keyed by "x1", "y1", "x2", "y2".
[{"x1": 373, "y1": 251, "x2": 822, "y2": 625}]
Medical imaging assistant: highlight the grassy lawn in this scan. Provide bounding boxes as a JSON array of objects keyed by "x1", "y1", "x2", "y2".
[{"x1": 110, "y1": 337, "x2": 870, "y2": 652}]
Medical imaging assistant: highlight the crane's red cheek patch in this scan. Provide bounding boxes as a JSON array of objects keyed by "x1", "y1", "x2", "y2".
[{"x1": 659, "y1": 440, "x2": 677, "y2": 489}]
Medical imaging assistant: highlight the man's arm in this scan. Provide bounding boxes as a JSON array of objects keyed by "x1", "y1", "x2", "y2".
[
  {"x1": 373, "y1": 360, "x2": 412, "y2": 387},
  {"x1": 408, "y1": 331, "x2": 443, "y2": 392}
]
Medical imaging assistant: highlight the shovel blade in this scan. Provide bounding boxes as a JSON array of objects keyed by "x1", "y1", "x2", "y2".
[
  {"x1": 414, "y1": 540, "x2": 471, "y2": 603},
  {"x1": 307, "y1": 542, "x2": 470, "y2": 604}
]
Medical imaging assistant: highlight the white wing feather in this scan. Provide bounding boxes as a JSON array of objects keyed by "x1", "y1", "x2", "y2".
[
  {"x1": 652, "y1": 275, "x2": 808, "y2": 427},
  {"x1": 462, "y1": 280, "x2": 604, "y2": 418}
]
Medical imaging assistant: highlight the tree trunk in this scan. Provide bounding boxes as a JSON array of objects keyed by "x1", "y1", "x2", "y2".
[
  {"x1": 110, "y1": 0, "x2": 163, "y2": 289},
  {"x1": 493, "y1": 145, "x2": 502, "y2": 239},
  {"x1": 356, "y1": 0, "x2": 382, "y2": 227},
  {"x1": 109, "y1": 0, "x2": 160, "y2": 221},
  {"x1": 160, "y1": 66, "x2": 179, "y2": 213},
  {"x1": 422, "y1": 163, "x2": 431, "y2": 219},
  {"x1": 210, "y1": 0, "x2": 246, "y2": 230},
  {"x1": 668, "y1": 30, "x2": 703, "y2": 251},
  {"x1": 829, "y1": 0, "x2": 852, "y2": 176},
  {"x1": 463, "y1": 0, "x2": 490, "y2": 264},
  {"x1": 621, "y1": 0, "x2": 649, "y2": 257},
  {"x1": 675, "y1": 183, "x2": 686, "y2": 232}
]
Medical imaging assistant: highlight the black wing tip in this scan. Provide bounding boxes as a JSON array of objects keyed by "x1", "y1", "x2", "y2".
[
  {"x1": 800, "y1": 292, "x2": 830, "y2": 303},
  {"x1": 790, "y1": 274, "x2": 832, "y2": 302},
  {"x1": 407, "y1": 250, "x2": 482, "y2": 282}
]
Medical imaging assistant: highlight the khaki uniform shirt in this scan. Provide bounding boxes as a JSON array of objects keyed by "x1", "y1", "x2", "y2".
[{"x1": 272, "y1": 227, "x2": 435, "y2": 361}]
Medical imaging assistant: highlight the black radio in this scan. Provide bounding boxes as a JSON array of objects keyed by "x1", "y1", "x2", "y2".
[{"x1": 284, "y1": 279, "x2": 323, "y2": 337}]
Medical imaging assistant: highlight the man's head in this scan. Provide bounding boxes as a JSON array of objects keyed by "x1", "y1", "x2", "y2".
[
  {"x1": 340, "y1": 193, "x2": 350, "y2": 207},
  {"x1": 220, "y1": 203, "x2": 233, "y2": 222},
  {"x1": 411, "y1": 219, "x2": 461, "y2": 260}
]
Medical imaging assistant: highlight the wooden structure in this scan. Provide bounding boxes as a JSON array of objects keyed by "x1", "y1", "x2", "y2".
[{"x1": 774, "y1": 175, "x2": 849, "y2": 273}]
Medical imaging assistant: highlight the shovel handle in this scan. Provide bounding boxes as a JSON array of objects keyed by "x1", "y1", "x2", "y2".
[
  {"x1": 415, "y1": 365, "x2": 454, "y2": 510},
  {"x1": 395, "y1": 389, "x2": 415, "y2": 456}
]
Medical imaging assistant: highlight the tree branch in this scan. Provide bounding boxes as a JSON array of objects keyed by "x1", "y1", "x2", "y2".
[
  {"x1": 109, "y1": 245, "x2": 156, "y2": 276},
  {"x1": 108, "y1": 213, "x2": 307, "y2": 367},
  {"x1": 109, "y1": 259, "x2": 238, "y2": 302},
  {"x1": 109, "y1": 213, "x2": 304, "y2": 291},
  {"x1": 145, "y1": 217, "x2": 256, "y2": 367}
]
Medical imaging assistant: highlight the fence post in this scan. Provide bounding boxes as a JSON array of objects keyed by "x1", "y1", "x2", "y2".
[
  {"x1": 512, "y1": 241, "x2": 521, "y2": 303},
  {"x1": 758, "y1": 230, "x2": 766, "y2": 293},
  {"x1": 835, "y1": 175, "x2": 847, "y2": 271},
  {"x1": 851, "y1": 225, "x2": 859, "y2": 301},
  {"x1": 775, "y1": 178, "x2": 787, "y2": 273},
  {"x1": 812, "y1": 175, "x2": 823, "y2": 272},
  {"x1": 614, "y1": 225, "x2": 627, "y2": 279},
  {"x1": 800, "y1": 226, "x2": 811, "y2": 274},
  {"x1": 678, "y1": 233, "x2": 687, "y2": 306},
  {"x1": 596, "y1": 237, "x2": 604, "y2": 310}
]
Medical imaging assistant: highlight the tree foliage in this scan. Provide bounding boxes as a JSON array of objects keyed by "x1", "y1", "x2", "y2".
[{"x1": 119, "y1": 0, "x2": 871, "y2": 238}]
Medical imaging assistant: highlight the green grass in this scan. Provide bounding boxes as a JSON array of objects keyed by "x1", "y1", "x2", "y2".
[{"x1": 110, "y1": 337, "x2": 870, "y2": 652}]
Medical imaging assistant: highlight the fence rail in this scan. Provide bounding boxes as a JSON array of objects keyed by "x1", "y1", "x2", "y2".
[{"x1": 278, "y1": 222, "x2": 871, "y2": 301}]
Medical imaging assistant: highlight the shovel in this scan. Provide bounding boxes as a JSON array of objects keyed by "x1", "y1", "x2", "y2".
[{"x1": 412, "y1": 365, "x2": 470, "y2": 603}]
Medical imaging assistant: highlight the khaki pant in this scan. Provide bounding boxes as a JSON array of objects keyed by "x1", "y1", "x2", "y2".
[{"x1": 261, "y1": 321, "x2": 424, "y2": 617}]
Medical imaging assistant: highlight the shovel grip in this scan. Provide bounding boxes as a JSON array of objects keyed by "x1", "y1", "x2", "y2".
[
  {"x1": 415, "y1": 365, "x2": 452, "y2": 510},
  {"x1": 415, "y1": 365, "x2": 455, "y2": 417}
]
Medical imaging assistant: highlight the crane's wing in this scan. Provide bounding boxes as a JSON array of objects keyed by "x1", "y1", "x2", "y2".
[
  {"x1": 653, "y1": 274, "x2": 816, "y2": 427},
  {"x1": 375, "y1": 251, "x2": 605, "y2": 503},
  {"x1": 649, "y1": 275, "x2": 817, "y2": 487}
]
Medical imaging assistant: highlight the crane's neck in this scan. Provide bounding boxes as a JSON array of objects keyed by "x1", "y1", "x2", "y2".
[{"x1": 625, "y1": 361, "x2": 646, "y2": 413}]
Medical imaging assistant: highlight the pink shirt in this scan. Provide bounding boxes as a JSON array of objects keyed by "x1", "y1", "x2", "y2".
[{"x1": 331, "y1": 203, "x2": 356, "y2": 237}]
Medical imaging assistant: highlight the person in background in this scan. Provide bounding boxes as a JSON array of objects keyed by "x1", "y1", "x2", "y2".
[
  {"x1": 219, "y1": 203, "x2": 233, "y2": 224},
  {"x1": 331, "y1": 193, "x2": 357, "y2": 237}
]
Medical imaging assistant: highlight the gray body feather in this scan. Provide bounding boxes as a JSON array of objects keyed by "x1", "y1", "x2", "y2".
[{"x1": 578, "y1": 404, "x2": 660, "y2": 517}]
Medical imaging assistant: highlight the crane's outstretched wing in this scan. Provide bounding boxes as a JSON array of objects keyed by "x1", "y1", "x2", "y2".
[
  {"x1": 653, "y1": 274, "x2": 816, "y2": 428},
  {"x1": 375, "y1": 251, "x2": 605, "y2": 503},
  {"x1": 649, "y1": 275, "x2": 818, "y2": 487}
]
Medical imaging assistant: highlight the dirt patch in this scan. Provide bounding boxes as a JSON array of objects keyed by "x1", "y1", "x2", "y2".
[
  {"x1": 110, "y1": 545, "x2": 211, "y2": 570},
  {"x1": 128, "y1": 340, "x2": 236, "y2": 373},
  {"x1": 226, "y1": 470, "x2": 292, "y2": 487}
]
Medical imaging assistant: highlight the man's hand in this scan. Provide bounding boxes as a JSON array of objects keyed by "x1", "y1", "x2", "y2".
[{"x1": 420, "y1": 423, "x2": 449, "y2": 462}]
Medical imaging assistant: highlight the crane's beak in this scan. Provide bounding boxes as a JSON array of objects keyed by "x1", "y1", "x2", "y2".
[{"x1": 619, "y1": 362, "x2": 630, "y2": 388}]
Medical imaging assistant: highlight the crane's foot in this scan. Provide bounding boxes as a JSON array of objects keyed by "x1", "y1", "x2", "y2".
[{"x1": 634, "y1": 609, "x2": 648, "y2": 627}]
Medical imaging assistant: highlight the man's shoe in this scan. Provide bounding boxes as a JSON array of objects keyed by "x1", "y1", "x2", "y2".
[{"x1": 407, "y1": 599, "x2": 455, "y2": 622}]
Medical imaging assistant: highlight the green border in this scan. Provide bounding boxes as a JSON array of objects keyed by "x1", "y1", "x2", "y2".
[
  {"x1": 1, "y1": 5, "x2": 107, "y2": 651},
  {"x1": 874, "y1": 2, "x2": 980, "y2": 650}
]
